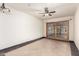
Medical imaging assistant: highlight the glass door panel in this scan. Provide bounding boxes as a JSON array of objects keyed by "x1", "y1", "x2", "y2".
[
  {"x1": 47, "y1": 23, "x2": 55, "y2": 39},
  {"x1": 47, "y1": 21, "x2": 69, "y2": 41}
]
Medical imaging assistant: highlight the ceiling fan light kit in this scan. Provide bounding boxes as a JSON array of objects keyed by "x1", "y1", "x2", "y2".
[{"x1": 0, "y1": 3, "x2": 10, "y2": 13}]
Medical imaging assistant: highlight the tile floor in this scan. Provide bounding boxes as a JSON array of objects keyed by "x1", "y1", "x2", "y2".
[{"x1": 5, "y1": 38, "x2": 71, "y2": 56}]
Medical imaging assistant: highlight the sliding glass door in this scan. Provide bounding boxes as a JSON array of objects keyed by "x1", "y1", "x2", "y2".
[{"x1": 46, "y1": 21, "x2": 69, "y2": 41}]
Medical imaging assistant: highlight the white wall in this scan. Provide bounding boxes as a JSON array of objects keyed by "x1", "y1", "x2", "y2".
[
  {"x1": 74, "y1": 6, "x2": 79, "y2": 50},
  {"x1": 0, "y1": 8, "x2": 43, "y2": 50},
  {"x1": 43, "y1": 16, "x2": 74, "y2": 41}
]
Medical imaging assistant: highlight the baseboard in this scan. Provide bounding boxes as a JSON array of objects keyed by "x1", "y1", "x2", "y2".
[
  {"x1": 0, "y1": 37, "x2": 45, "y2": 54},
  {"x1": 69, "y1": 41, "x2": 79, "y2": 56},
  {"x1": 69, "y1": 41, "x2": 74, "y2": 43},
  {"x1": 45, "y1": 37, "x2": 70, "y2": 42}
]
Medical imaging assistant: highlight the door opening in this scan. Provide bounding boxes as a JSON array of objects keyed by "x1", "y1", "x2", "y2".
[{"x1": 46, "y1": 20, "x2": 69, "y2": 41}]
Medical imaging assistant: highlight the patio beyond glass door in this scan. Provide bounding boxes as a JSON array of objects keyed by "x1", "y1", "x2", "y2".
[{"x1": 47, "y1": 21, "x2": 69, "y2": 41}]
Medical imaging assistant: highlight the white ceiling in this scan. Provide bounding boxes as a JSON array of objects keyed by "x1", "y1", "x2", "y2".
[{"x1": 3, "y1": 3, "x2": 79, "y2": 19}]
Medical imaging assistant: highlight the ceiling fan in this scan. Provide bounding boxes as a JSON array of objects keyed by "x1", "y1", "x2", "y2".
[
  {"x1": 39, "y1": 7, "x2": 56, "y2": 16},
  {"x1": 0, "y1": 3, "x2": 10, "y2": 13}
]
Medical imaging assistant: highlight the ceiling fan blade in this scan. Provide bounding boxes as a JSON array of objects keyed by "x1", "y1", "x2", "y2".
[
  {"x1": 50, "y1": 11, "x2": 56, "y2": 13},
  {"x1": 49, "y1": 13, "x2": 52, "y2": 16}
]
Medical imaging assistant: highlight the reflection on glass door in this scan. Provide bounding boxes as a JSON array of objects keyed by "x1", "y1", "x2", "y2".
[{"x1": 47, "y1": 21, "x2": 69, "y2": 41}]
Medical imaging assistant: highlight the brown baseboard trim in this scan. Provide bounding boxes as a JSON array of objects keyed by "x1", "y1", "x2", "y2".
[
  {"x1": 45, "y1": 37, "x2": 70, "y2": 42},
  {"x1": 0, "y1": 37, "x2": 45, "y2": 54},
  {"x1": 69, "y1": 41, "x2": 79, "y2": 56},
  {"x1": 69, "y1": 41, "x2": 74, "y2": 43}
]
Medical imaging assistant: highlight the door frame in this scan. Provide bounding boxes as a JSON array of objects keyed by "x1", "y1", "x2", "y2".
[{"x1": 46, "y1": 20, "x2": 69, "y2": 41}]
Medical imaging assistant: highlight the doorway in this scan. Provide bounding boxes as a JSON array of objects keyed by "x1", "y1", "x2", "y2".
[{"x1": 46, "y1": 20, "x2": 69, "y2": 41}]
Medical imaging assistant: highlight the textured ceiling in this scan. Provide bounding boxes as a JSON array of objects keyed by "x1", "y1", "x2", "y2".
[{"x1": 2, "y1": 3, "x2": 79, "y2": 19}]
